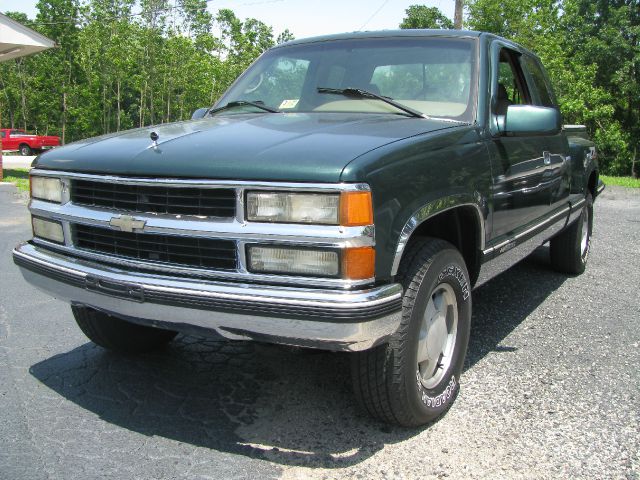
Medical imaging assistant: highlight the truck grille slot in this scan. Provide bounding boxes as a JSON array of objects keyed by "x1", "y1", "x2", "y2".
[
  {"x1": 71, "y1": 180, "x2": 236, "y2": 218},
  {"x1": 74, "y1": 224, "x2": 237, "y2": 270}
]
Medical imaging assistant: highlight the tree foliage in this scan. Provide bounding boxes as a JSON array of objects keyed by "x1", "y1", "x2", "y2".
[
  {"x1": 399, "y1": 5, "x2": 454, "y2": 29},
  {"x1": 0, "y1": 1, "x2": 291, "y2": 145},
  {"x1": 400, "y1": 1, "x2": 638, "y2": 176},
  {"x1": 466, "y1": 0, "x2": 639, "y2": 176}
]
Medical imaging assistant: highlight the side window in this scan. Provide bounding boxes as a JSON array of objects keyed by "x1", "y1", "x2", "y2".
[
  {"x1": 240, "y1": 57, "x2": 310, "y2": 110},
  {"x1": 494, "y1": 48, "x2": 531, "y2": 115},
  {"x1": 0, "y1": 131, "x2": 5, "y2": 139},
  {"x1": 521, "y1": 55, "x2": 556, "y2": 107}
]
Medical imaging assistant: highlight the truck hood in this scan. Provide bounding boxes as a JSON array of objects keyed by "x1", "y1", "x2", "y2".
[{"x1": 35, "y1": 113, "x2": 462, "y2": 182}]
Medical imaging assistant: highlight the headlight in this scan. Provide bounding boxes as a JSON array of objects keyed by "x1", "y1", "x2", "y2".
[
  {"x1": 247, "y1": 192, "x2": 339, "y2": 224},
  {"x1": 30, "y1": 176, "x2": 62, "y2": 203},
  {"x1": 246, "y1": 190, "x2": 372, "y2": 226},
  {"x1": 247, "y1": 245, "x2": 375, "y2": 279},
  {"x1": 32, "y1": 217, "x2": 64, "y2": 243},
  {"x1": 248, "y1": 246, "x2": 339, "y2": 277}
]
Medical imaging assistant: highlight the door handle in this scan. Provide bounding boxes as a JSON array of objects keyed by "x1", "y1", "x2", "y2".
[{"x1": 543, "y1": 151, "x2": 551, "y2": 165}]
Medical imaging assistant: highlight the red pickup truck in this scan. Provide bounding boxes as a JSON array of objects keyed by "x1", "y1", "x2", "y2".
[{"x1": 1, "y1": 129, "x2": 60, "y2": 156}]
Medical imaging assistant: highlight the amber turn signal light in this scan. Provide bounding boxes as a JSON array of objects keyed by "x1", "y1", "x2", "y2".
[
  {"x1": 342, "y1": 247, "x2": 375, "y2": 280},
  {"x1": 340, "y1": 191, "x2": 373, "y2": 226}
]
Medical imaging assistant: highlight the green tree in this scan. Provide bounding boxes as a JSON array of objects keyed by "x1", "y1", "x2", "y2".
[
  {"x1": 400, "y1": 5, "x2": 454, "y2": 29},
  {"x1": 467, "y1": 0, "x2": 639, "y2": 176},
  {"x1": 0, "y1": 5, "x2": 286, "y2": 143}
]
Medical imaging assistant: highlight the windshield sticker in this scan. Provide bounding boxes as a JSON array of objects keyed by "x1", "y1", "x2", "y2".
[{"x1": 279, "y1": 99, "x2": 299, "y2": 109}]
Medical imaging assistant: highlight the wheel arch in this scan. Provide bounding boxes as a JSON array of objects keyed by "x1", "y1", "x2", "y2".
[{"x1": 391, "y1": 201, "x2": 485, "y2": 286}]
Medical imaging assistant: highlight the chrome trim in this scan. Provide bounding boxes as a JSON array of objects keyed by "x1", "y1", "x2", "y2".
[
  {"x1": 29, "y1": 200, "x2": 374, "y2": 247},
  {"x1": 31, "y1": 237, "x2": 373, "y2": 288},
  {"x1": 29, "y1": 169, "x2": 371, "y2": 192},
  {"x1": 483, "y1": 205, "x2": 570, "y2": 256},
  {"x1": 596, "y1": 180, "x2": 605, "y2": 197},
  {"x1": 391, "y1": 201, "x2": 485, "y2": 276},
  {"x1": 60, "y1": 177, "x2": 71, "y2": 204},
  {"x1": 567, "y1": 198, "x2": 586, "y2": 225},
  {"x1": 27, "y1": 170, "x2": 376, "y2": 288},
  {"x1": 475, "y1": 206, "x2": 569, "y2": 288},
  {"x1": 14, "y1": 243, "x2": 402, "y2": 352},
  {"x1": 571, "y1": 197, "x2": 586, "y2": 211}
]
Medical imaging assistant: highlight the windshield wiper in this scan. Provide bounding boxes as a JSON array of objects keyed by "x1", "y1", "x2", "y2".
[
  {"x1": 208, "y1": 100, "x2": 280, "y2": 116},
  {"x1": 317, "y1": 87, "x2": 427, "y2": 119}
]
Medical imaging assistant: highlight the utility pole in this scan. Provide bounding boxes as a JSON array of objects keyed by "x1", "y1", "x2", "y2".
[{"x1": 454, "y1": 0, "x2": 464, "y2": 29}]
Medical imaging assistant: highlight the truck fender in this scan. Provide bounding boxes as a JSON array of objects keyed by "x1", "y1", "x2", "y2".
[{"x1": 390, "y1": 197, "x2": 486, "y2": 276}]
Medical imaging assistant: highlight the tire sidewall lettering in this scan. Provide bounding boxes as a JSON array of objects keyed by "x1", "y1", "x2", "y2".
[
  {"x1": 436, "y1": 264, "x2": 470, "y2": 301},
  {"x1": 414, "y1": 261, "x2": 469, "y2": 409}
]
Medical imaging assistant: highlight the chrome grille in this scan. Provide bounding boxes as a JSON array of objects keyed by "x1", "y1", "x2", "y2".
[
  {"x1": 74, "y1": 224, "x2": 237, "y2": 270},
  {"x1": 71, "y1": 180, "x2": 236, "y2": 217}
]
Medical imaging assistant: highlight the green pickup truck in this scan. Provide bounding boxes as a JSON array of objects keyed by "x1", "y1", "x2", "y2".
[{"x1": 13, "y1": 30, "x2": 603, "y2": 427}]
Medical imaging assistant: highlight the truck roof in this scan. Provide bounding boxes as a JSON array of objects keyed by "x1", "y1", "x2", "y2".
[
  {"x1": 274, "y1": 29, "x2": 533, "y2": 58},
  {"x1": 277, "y1": 29, "x2": 482, "y2": 48}
]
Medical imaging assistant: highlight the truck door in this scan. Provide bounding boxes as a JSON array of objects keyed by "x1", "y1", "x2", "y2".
[
  {"x1": 487, "y1": 46, "x2": 569, "y2": 241},
  {"x1": 520, "y1": 54, "x2": 571, "y2": 211}
]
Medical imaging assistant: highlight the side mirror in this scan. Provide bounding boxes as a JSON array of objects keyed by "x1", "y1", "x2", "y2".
[
  {"x1": 504, "y1": 105, "x2": 561, "y2": 136},
  {"x1": 191, "y1": 108, "x2": 209, "y2": 120}
]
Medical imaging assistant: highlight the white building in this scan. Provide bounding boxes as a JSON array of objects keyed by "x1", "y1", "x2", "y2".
[{"x1": 0, "y1": 12, "x2": 55, "y2": 179}]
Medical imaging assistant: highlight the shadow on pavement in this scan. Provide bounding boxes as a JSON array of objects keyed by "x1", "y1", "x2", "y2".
[{"x1": 30, "y1": 246, "x2": 566, "y2": 468}]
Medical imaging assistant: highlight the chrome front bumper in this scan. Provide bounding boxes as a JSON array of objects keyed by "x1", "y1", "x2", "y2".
[{"x1": 13, "y1": 243, "x2": 403, "y2": 352}]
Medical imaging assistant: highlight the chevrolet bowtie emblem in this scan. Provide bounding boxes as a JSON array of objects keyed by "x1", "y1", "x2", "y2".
[{"x1": 109, "y1": 215, "x2": 146, "y2": 233}]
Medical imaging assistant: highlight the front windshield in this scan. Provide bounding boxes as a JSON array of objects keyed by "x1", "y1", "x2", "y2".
[{"x1": 216, "y1": 36, "x2": 478, "y2": 122}]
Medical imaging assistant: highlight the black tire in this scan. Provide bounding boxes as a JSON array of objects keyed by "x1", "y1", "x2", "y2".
[
  {"x1": 351, "y1": 238, "x2": 472, "y2": 427},
  {"x1": 72, "y1": 306, "x2": 177, "y2": 353},
  {"x1": 19, "y1": 144, "x2": 32, "y2": 156},
  {"x1": 550, "y1": 193, "x2": 593, "y2": 275}
]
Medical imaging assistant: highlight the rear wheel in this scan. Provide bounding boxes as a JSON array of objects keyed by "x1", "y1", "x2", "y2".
[
  {"x1": 19, "y1": 144, "x2": 32, "y2": 156},
  {"x1": 351, "y1": 238, "x2": 471, "y2": 427},
  {"x1": 72, "y1": 306, "x2": 177, "y2": 353},
  {"x1": 550, "y1": 193, "x2": 593, "y2": 274}
]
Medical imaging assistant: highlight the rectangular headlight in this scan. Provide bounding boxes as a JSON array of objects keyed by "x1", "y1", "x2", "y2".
[
  {"x1": 32, "y1": 217, "x2": 64, "y2": 243},
  {"x1": 246, "y1": 192, "x2": 340, "y2": 224},
  {"x1": 30, "y1": 176, "x2": 62, "y2": 203},
  {"x1": 248, "y1": 246, "x2": 339, "y2": 277}
]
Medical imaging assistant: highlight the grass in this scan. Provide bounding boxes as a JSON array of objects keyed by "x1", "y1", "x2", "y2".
[
  {"x1": 2, "y1": 168, "x2": 29, "y2": 192},
  {"x1": 600, "y1": 175, "x2": 640, "y2": 189}
]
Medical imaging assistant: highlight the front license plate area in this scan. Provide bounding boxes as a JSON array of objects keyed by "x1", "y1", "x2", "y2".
[{"x1": 85, "y1": 276, "x2": 145, "y2": 302}]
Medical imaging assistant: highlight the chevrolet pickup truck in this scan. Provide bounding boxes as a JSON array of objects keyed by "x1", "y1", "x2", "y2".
[
  {"x1": 1, "y1": 128, "x2": 60, "y2": 155},
  {"x1": 13, "y1": 30, "x2": 604, "y2": 427}
]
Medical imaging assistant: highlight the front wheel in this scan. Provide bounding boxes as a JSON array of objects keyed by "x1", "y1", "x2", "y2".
[
  {"x1": 19, "y1": 144, "x2": 32, "y2": 156},
  {"x1": 351, "y1": 238, "x2": 471, "y2": 427},
  {"x1": 72, "y1": 306, "x2": 177, "y2": 353}
]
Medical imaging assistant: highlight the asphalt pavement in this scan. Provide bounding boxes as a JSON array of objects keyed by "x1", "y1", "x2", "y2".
[{"x1": 0, "y1": 182, "x2": 638, "y2": 480}]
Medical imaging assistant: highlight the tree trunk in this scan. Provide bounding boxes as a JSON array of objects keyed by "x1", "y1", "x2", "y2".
[
  {"x1": 116, "y1": 78, "x2": 121, "y2": 131},
  {"x1": 139, "y1": 82, "x2": 146, "y2": 127},
  {"x1": 62, "y1": 88, "x2": 67, "y2": 146},
  {"x1": 454, "y1": 0, "x2": 464, "y2": 29},
  {"x1": 18, "y1": 60, "x2": 28, "y2": 130},
  {"x1": 102, "y1": 85, "x2": 107, "y2": 134}
]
